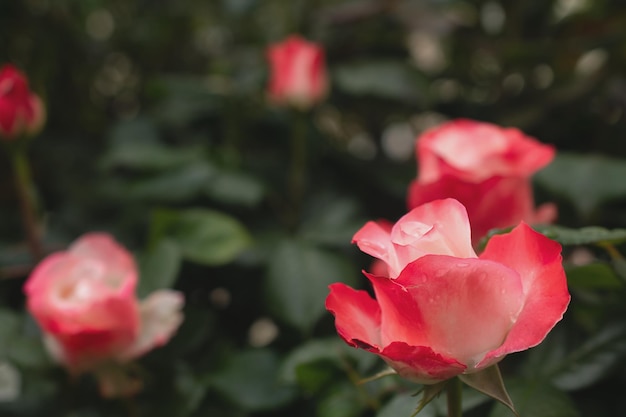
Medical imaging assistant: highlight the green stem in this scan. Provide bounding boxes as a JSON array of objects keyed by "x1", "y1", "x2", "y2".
[
  {"x1": 447, "y1": 377, "x2": 463, "y2": 417},
  {"x1": 10, "y1": 147, "x2": 43, "y2": 261},
  {"x1": 287, "y1": 110, "x2": 307, "y2": 230}
]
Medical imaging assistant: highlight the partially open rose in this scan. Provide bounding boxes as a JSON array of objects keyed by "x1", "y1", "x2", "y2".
[
  {"x1": 267, "y1": 35, "x2": 328, "y2": 110},
  {"x1": 24, "y1": 233, "x2": 184, "y2": 378},
  {"x1": 326, "y1": 199, "x2": 569, "y2": 383},
  {"x1": 0, "y1": 64, "x2": 45, "y2": 140},
  {"x1": 408, "y1": 119, "x2": 556, "y2": 243}
]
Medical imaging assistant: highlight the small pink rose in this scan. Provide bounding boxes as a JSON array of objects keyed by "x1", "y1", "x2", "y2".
[
  {"x1": 24, "y1": 233, "x2": 184, "y2": 376},
  {"x1": 326, "y1": 199, "x2": 570, "y2": 384},
  {"x1": 408, "y1": 119, "x2": 556, "y2": 243},
  {"x1": 0, "y1": 64, "x2": 46, "y2": 140},
  {"x1": 267, "y1": 35, "x2": 328, "y2": 110}
]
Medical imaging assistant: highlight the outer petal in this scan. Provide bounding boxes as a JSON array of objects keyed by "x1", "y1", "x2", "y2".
[
  {"x1": 120, "y1": 290, "x2": 185, "y2": 360},
  {"x1": 326, "y1": 283, "x2": 464, "y2": 384},
  {"x1": 326, "y1": 283, "x2": 382, "y2": 349},
  {"x1": 380, "y1": 342, "x2": 465, "y2": 384},
  {"x1": 352, "y1": 221, "x2": 401, "y2": 277},
  {"x1": 368, "y1": 255, "x2": 524, "y2": 368},
  {"x1": 478, "y1": 223, "x2": 570, "y2": 366}
]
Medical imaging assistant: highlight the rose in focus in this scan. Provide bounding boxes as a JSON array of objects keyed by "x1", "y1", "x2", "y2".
[
  {"x1": 267, "y1": 35, "x2": 328, "y2": 110},
  {"x1": 24, "y1": 233, "x2": 184, "y2": 377},
  {"x1": 408, "y1": 119, "x2": 556, "y2": 243},
  {"x1": 326, "y1": 198, "x2": 569, "y2": 383},
  {"x1": 0, "y1": 64, "x2": 45, "y2": 140}
]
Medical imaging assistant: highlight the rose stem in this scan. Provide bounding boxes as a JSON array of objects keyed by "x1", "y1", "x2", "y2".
[
  {"x1": 447, "y1": 377, "x2": 463, "y2": 417},
  {"x1": 11, "y1": 146, "x2": 43, "y2": 261}
]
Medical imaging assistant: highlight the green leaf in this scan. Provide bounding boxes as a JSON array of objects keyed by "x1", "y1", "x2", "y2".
[
  {"x1": 265, "y1": 239, "x2": 358, "y2": 333},
  {"x1": 534, "y1": 225, "x2": 626, "y2": 246},
  {"x1": 137, "y1": 239, "x2": 182, "y2": 298},
  {"x1": 334, "y1": 61, "x2": 425, "y2": 103},
  {"x1": 280, "y1": 338, "x2": 379, "y2": 386},
  {"x1": 547, "y1": 324, "x2": 626, "y2": 391},
  {"x1": 128, "y1": 162, "x2": 216, "y2": 202},
  {"x1": 377, "y1": 394, "x2": 436, "y2": 417},
  {"x1": 488, "y1": 380, "x2": 579, "y2": 417},
  {"x1": 300, "y1": 195, "x2": 366, "y2": 247},
  {"x1": 204, "y1": 171, "x2": 265, "y2": 207},
  {"x1": 0, "y1": 309, "x2": 20, "y2": 358},
  {"x1": 535, "y1": 153, "x2": 626, "y2": 219},
  {"x1": 459, "y1": 366, "x2": 518, "y2": 417},
  {"x1": 317, "y1": 381, "x2": 365, "y2": 417},
  {"x1": 150, "y1": 208, "x2": 251, "y2": 266},
  {"x1": 101, "y1": 142, "x2": 206, "y2": 172},
  {"x1": 210, "y1": 349, "x2": 296, "y2": 411},
  {"x1": 566, "y1": 262, "x2": 623, "y2": 289}
]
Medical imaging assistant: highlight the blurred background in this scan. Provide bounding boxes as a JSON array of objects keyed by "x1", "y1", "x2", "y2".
[{"x1": 1, "y1": 1, "x2": 626, "y2": 416}]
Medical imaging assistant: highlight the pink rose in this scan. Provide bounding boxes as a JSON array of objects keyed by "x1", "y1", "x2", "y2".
[
  {"x1": 267, "y1": 35, "x2": 328, "y2": 109},
  {"x1": 408, "y1": 119, "x2": 556, "y2": 243},
  {"x1": 326, "y1": 199, "x2": 569, "y2": 384},
  {"x1": 0, "y1": 64, "x2": 45, "y2": 140},
  {"x1": 24, "y1": 233, "x2": 184, "y2": 376}
]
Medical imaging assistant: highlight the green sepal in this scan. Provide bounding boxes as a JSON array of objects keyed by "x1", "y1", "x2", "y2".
[
  {"x1": 410, "y1": 381, "x2": 448, "y2": 417},
  {"x1": 458, "y1": 365, "x2": 518, "y2": 417}
]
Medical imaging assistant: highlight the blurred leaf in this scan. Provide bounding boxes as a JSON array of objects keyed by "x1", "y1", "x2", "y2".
[
  {"x1": 548, "y1": 324, "x2": 626, "y2": 391},
  {"x1": 210, "y1": 349, "x2": 296, "y2": 411},
  {"x1": 535, "y1": 153, "x2": 626, "y2": 219},
  {"x1": 265, "y1": 239, "x2": 358, "y2": 333},
  {"x1": 280, "y1": 338, "x2": 379, "y2": 385},
  {"x1": 534, "y1": 225, "x2": 626, "y2": 246},
  {"x1": 151, "y1": 76, "x2": 220, "y2": 127},
  {"x1": 300, "y1": 195, "x2": 366, "y2": 246},
  {"x1": 459, "y1": 366, "x2": 517, "y2": 417},
  {"x1": 7, "y1": 336, "x2": 49, "y2": 369},
  {"x1": 317, "y1": 381, "x2": 364, "y2": 417},
  {"x1": 377, "y1": 394, "x2": 436, "y2": 417},
  {"x1": 204, "y1": 171, "x2": 265, "y2": 207},
  {"x1": 334, "y1": 61, "x2": 425, "y2": 102},
  {"x1": 101, "y1": 142, "x2": 206, "y2": 172},
  {"x1": 128, "y1": 162, "x2": 217, "y2": 202},
  {"x1": 109, "y1": 117, "x2": 160, "y2": 146},
  {"x1": 488, "y1": 380, "x2": 579, "y2": 417},
  {"x1": 566, "y1": 262, "x2": 623, "y2": 289},
  {"x1": 151, "y1": 208, "x2": 251, "y2": 266},
  {"x1": 0, "y1": 309, "x2": 20, "y2": 358},
  {"x1": 137, "y1": 239, "x2": 182, "y2": 298}
]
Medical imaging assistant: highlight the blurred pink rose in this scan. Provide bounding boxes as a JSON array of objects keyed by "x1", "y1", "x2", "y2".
[
  {"x1": 267, "y1": 35, "x2": 328, "y2": 109},
  {"x1": 0, "y1": 64, "x2": 45, "y2": 140},
  {"x1": 327, "y1": 198, "x2": 570, "y2": 383},
  {"x1": 408, "y1": 119, "x2": 556, "y2": 243},
  {"x1": 24, "y1": 233, "x2": 184, "y2": 377}
]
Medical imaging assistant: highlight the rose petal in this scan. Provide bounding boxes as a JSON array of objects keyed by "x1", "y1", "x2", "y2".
[
  {"x1": 379, "y1": 342, "x2": 466, "y2": 384},
  {"x1": 326, "y1": 283, "x2": 382, "y2": 350},
  {"x1": 368, "y1": 255, "x2": 524, "y2": 368},
  {"x1": 391, "y1": 198, "x2": 476, "y2": 262},
  {"x1": 478, "y1": 223, "x2": 570, "y2": 366},
  {"x1": 352, "y1": 221, "x2": 402, "y2": 277},
  {"x1": 408, "y1": 176, "x2": 536, "y2": 244},
  {"x1": 120, "y1": 290, "x2": 184, "y2": 360}
]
